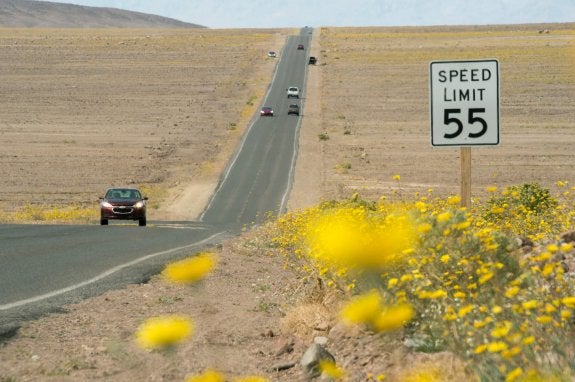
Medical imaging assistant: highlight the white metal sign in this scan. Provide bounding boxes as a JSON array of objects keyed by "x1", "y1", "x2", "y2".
[{"x1": 430, "y1": 59, "x2": 499, "y2": 146}]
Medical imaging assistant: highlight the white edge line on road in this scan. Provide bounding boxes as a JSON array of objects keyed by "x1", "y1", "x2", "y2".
[{"x1": 0, "y1": 232, "x2": 226, "y2": 311}]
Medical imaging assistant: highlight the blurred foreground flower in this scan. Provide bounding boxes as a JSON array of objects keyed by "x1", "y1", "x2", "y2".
[
  {"x1": 340, "y1": 289, "x2": 414, "y2": 332},
  {"x1": 162, "y1": 252, "x2": 217, "y2": 284},
  {"x1": 135, "y1": 315, "x2": 194, "y2": 350},
  {"x1": 306, "y1": 207, "x2": 416, "y2": 271},
  {"x1": 186, "y1": 369, "x2": 225, "y2": 382}
]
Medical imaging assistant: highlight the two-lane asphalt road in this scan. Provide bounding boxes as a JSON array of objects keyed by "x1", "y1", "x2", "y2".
[
  {"x1": 0, "y1": 28, "x2": 313, "y2": 335},
  {"x1": 201, "y1": 31, "x2": 311, "y2": 226}
]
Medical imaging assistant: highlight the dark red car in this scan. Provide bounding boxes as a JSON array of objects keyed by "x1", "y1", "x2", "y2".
[
  {"x1": 100, "y1": 187, "x2": 147, "y2": 226},
  {"x1": 297, "y1": 44, "x2": 304, "y2": 50},
  {"x1": 260, "y1": 106, "x2": 274, "y2": 117}
]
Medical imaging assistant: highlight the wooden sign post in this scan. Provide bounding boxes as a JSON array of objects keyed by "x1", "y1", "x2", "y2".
[{"x1": 461, "y1": 147, "x2": 471, "y2": 210}]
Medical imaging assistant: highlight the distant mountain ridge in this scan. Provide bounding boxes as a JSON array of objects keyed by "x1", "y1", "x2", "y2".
[{"x1": 0, "y1": 0, "x2": 205, "y2": 28}]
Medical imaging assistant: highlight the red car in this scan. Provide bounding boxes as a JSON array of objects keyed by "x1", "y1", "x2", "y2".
[
  {"x1": 100, "y1": 187, "x2": 148, "y2": 226},
  {"x1": 260, "y1": 106, "x2": 274, "y2": 117}
]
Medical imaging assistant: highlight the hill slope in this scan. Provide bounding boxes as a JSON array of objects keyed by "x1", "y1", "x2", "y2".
[{"x1": 0, "y1": 0, "x2": 204, "y2": 28}]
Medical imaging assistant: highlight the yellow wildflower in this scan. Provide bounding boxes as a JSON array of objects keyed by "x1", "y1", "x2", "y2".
[
  {"x1": 505, "y1": 346, "x2": 521, "y2": 358},
  {"x1": 505, "y1": 286, "x2": 520, "y2": 298},
  {"x1": 505, "y1": 367, "x2": 523, "y2": 382},
  {"x1": 319, "y1": 360, "x2": 345, "y2": 379},
  {"x1": 443, "y1": 307, "x2": 457, "y2": 321},
  {"x1": 487, "y1": 341, "x2": 508, "y2": 353},
  {"x1": 455, "y1": 220, "x2": 471, "y2": 230},
  {"x1": 447, "y1": 195, "x2": 461, "y2": 206},
  {"x1": 436, "y1": 212, "x2": 452, "y2": 223},
  {"x1": 418, "y1": 223, "x2": 432, "y2": 233},
  {"x1": 372, "y1": 303, "x2": 415, "y2": 332},
  {"x1": 162, "y1": 252, "x2": 218, "y2": 284},
  {"x1": 522, "y1": 300, "x2": 538, "y2": 310},
  {"x1": 339, "y1": 290, "x2": 382, "y2": 326},
  {"x1": 340, "y1": 290, "x2": 413, "y2": 332},
  {"x1": 541, "y1": 263, "x2": 555, "y2": 277},
  {"x1": 545, "y1": 303, "x2": 557, "y2": 314},
  {"x1": 491, "y1": 322, "x2": 511, "y2": 338},
  {"x1": 479, "y1": 272, "x2": 494, "y2": 284},
  {"x1": 474, "y1": 344, "x2": 488, "y2": 354},
  {"x1": 135, "y1": 315, "x2": 194, "y2": 350},
  {"x1": 535, "y1": 315, "x2": 553, "y2": 324},
  {"x1": 393, "y1": 174, "x2": 401, "y2": 181},
  {"x1": 522, "y1": 336, "x2": 535, "y2": 345},
  {"x1": 401, "y1": 274, "x2": 413, "y2": 283},
  {"x1": 561, "y1": 296, "x2": 575, "y2": 307},
  {"x1": 458, "y1": 305, "x2": 474, "y2": 318},
  {"x1": 429, "y1": 289, "x2": 447, "y2": 299},
  {"x1": 473, "y1": 318, "x2": 493, "y2": 329},
  {"x1": 186, "y1": 369, "x2": 225, "y2": 382}
]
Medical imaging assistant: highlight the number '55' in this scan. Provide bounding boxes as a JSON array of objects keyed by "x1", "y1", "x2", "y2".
[{"x1": 443, "y1": 108, "x2": 487, "y2": 139}]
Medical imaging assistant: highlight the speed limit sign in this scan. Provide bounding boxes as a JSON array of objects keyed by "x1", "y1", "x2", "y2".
[{"x1": 430, "y1": 59, "x2": 499, "y2": 146}]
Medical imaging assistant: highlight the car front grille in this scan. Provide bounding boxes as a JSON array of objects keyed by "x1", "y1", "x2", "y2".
[{"x1": 113, "y1": 206, "x2": 133, "y2": 214}]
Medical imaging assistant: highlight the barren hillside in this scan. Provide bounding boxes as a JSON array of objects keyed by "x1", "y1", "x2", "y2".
[{"x1": 0, "y1": 0, "x2": 204, "y2": 28}]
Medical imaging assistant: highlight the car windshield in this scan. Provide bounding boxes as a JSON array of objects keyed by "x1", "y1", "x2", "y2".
[{"x1": 106, "y1": 189, "x2": 141, "y2": 199}]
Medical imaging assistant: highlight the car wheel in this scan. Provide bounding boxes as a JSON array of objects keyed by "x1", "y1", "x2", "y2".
[
  {"x1": 139, "y1": 218, "x2": 146, "y2": 227},
  {"x1": 100, "y1": 219, "x2": 108, "y2": 226}
]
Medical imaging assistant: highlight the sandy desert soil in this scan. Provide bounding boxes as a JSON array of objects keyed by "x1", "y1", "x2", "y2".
[
  {"x1": 0, "y1": 27, "x2": 290, "y2": 220},
  {"x1": 1, "y1": 23, "x2": 574, "y2": 381}
]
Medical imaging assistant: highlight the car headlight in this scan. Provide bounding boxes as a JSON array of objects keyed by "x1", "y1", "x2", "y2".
[
  {"x1": 101, "y1": 201, "x2": 113, "y2": 208},
  {"x1": 134, "y1": 201, "x2": 145, "y2": 208}
]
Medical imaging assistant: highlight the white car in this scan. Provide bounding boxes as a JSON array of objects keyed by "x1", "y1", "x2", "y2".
[
  {"x1": 267, "y1": 51, "x2": 277, "y2": 58},
  {"x1": 287, "y1": 86, "x2": 300, "y2": 98}
]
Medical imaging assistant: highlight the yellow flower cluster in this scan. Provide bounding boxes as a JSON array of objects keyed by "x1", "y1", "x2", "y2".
[{"x1": 270, "y1": 183, "x2": 575, "y2": 380}]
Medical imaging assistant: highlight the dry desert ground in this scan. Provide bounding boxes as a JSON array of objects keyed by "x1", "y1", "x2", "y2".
[{"x1": 0, "y1": 23, "x2": 574, "y2": 381}]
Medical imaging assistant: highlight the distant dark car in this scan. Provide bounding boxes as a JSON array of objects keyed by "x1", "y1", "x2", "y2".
[
  {"x1": 308, "y1": 56, "x2": 317, "y2": 65},
  {"x1": 288, "y1": 104, "x2": 300, "y2": 115},
  {"x1": 297, "y1": 44, "x2": 304, "y2": 50},
  {"x1": 100, "y1": 188, "x2": 147, "y2": 226},
  {"x1": 260, "y1": 106, "x2": 274, "y2": 117}
]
